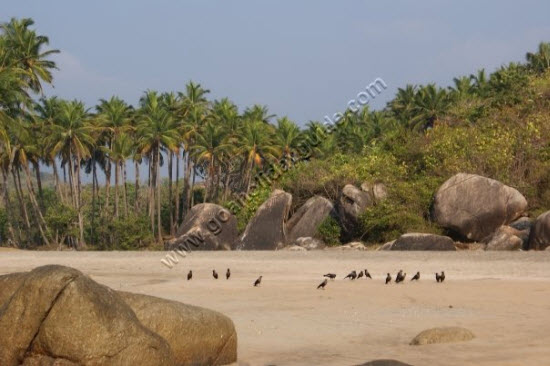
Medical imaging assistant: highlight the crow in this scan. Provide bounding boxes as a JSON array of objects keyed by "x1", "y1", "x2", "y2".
[
  {"x1": 213, "y1": 270, "x2": 218, "y2": 279},
  {"x1": 317, "y1": 279, "x2": 328, "y2": 290},
  {"x1": 344, "y1": 270, "x2": 357, "y2": 280},
  {"x1": 440, "y1": 271, "x2": 445, "y2": 283},
  {"x1": 323, "y1": 273, "x2": 337, "y2": 280},
  {"x1": 187, "y1": 270, "x2": 192, "y2": 281},
  {"x1": 254, "y1": 276, "x2": 262, "y2": 287},
  {"x1": 435, "y1": 272, "x2": 441, "y2": 282},
  {"x1": 395, "y1": 270, "x2": 403, "y2": 283},
  {"x1": 357, "y1": 271, "x2": 364, "y2": 279},
  {"x1": 364, "y1": 269, "x2": 372, "y2": 279},
  {"x1": 385, "y1": 273, "x2": 392, "y2": 284},
  {"x1": 226, "y1": 268, "x2": 231, "y2": 280},
  {"x1": 411, "y1": 271, "x2": 420, "y2": 281}
]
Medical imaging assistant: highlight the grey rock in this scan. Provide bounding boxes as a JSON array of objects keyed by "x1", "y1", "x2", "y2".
[
  {"x1": 239, "y1": 190, "x2": 292, "y2": 250},
  {"x1": 338, "y1": 184, "x2": 374, "y2": 236},
  {"x1": 286, "y1": 196, "x2": 334, "y2": 243},
  {"x1": 432, "y1": 173, "x2": 527, "y2": 241},
  {"x1": 526, "y1": 210, "x2": 550, "y2": 250},
  {"x1": 486, "y1": 226, "x2": 523, "y2": 251},
  {"x1": 391, "y1": 233, "x2": 456, "y2": 251},
  {"x1": 166, "y1": 203, "x2": 238, "y2": 251}
]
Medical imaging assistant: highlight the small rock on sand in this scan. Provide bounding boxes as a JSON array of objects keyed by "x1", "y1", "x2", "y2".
[{"x1": 410, "y1": 326, "x2": 475, "y2": 345}]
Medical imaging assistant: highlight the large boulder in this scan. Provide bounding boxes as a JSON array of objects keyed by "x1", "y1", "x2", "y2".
[
  {"x1": 338, "y1": 184, "x2": 374, "y2": 237},
  {"x1": 286, "y1": 196, "x2": 334, "y2": 243},
  {"x1": 432, "y1": 174, "x2": 528, "y2": 241},
  {"x1": 391, "y1": 233, "x2": 456, "y2": 251},
  {"x1": 119, "y1": 292, "x2": 237, "y2": 366},
  {"x1": 0, "y1": 265, "x2": 237, "y2": 366},
  {"x1": 526, "y1": 210, "x2": 550, "y2": 250},
  {"x1": 166, "y1": 203, "x2": 238, "y2": 251},
  {"x1": 239, "y1": 190, "x2": 292, "y2": 250},
  {"x1": 410, "y1": 326, "x2": 475, "y2": 345},
  {"x1": 485, "y1": 226, "x2": 523, "y2": 251}
]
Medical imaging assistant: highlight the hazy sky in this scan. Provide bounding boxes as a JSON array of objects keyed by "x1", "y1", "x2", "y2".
[
  {"x1": 5, "y1": 0, "x2": 550, "y2": 124},
  {"x1": 4, "y1": 1, "x2": 550, "y2": 180}
]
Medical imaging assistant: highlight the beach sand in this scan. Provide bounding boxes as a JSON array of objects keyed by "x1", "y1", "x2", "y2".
[{"x1": 1, "y1": 250, "x2": 549, "y2": 366}]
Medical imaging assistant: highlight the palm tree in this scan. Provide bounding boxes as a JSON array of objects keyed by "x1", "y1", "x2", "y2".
[
  {"x1": 110, "y1": 133, "x2": 134, "y2": 217},
  {"x1": 274, "y1": 117, "x2": 302, "y2": 167},
  {"x1": 1, "y1": 18, "x2": 59, "y2": 94},
  {"x1": 390, "y1": 84, "x2": 416, "y2": 124},
  {"x1": 179, "y1": 81, "x2": 210, "y2": 211},
  {"x1": 450, "y1": 76, "x2": 473, "y2": 100},
  {"x1": 136, "y1": 91, "x2": 180, "y2": 242},
  {"x1": 410, "y1": 84, "x2": 450, "y2": 131},
  {"x1": 470, "y1": 69, "x2": 489, "y2": 96},
  {"x1": 192, "y1": 122, "x2": 231, "y2": 202},
  {"x1": 238, "y1": 118, "x2": 278, "y2": 193},
  {"x1": 96, "y1": 96, "x2": 132, "y2": 214},
  {"x1": 47, "y1": 100, "x2": 95, "y2": 246},
  {"x1": 526, "y1": 42, "x2": 550, "y2": 73}
]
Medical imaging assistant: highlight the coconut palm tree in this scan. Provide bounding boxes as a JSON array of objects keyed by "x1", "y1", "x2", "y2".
[
  {"x1": 410, "y1": 84, "x2": 450, "y2": 131},
  {"x1": 526, "y1": 42, "x2": 550, "y2": 73},
  {"x1": 110, "y1": 132, "x2": 134, "y2": 217},
  {"x1": 0, "y1": 18, "x2": 59, "y2": 94},
  {"x1": 96, "y1": 96, "x2": 132, "y2": 213},
  {"x1": 274, "y1": 117, "x2": 302, "y2": 167},
  {"x1": 136, "y1": 90, "x2": 180, "y2": 242},
  {"x1": 46, "y1": 100, "x2": 95, "y2": 246}
]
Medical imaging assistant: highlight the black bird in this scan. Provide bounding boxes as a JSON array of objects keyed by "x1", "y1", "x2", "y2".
[
  {"x1": 254, "y1": 276, "x2": 262, "y2": 287},
  {"x1": 187, "y1": 270, "x2": 192, "y2": 281},
  {"x1": 323, "y1": 273, "x2": 337, "y2": 280},
  {"x1": 213, "y1": 270, "x2": 218, "y2": 279},
  {"x1": 440, "y1": 271, "x2": 445, "y2": 283},
  {"x1": 411, "y1": 271, "x2": 420, "y2": 281},
  {"x1": 317, "y1": 279, "x2": 328, "y2": 290},
  {"x1": 364, "y1": 269, "x2": 372, "y2": 279},
  {"x1": 226, "y1": 268, "x2": 231, "y2": 280},
  {"x1": 385, "y1": 273, "x2": 392, "y2": 284},
  {"x1": 395, "y1": 270, "x2": 403, "y2": 283},
  {"x1": 435, "y1": 272, "x2": 441, "y2": 282},
  {"x1": 357, "y1": 271, "x2": 364, "y2": 279},
  {"x1": 344, "y1": 270, "x2": 357, "y2": 280}
]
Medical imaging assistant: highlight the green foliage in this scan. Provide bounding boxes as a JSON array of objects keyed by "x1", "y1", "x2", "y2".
[
  {"x1": 88, "y1": 214, "x2": 154, "y2": 250},
  {"x1": 317, "y1": 216, "x2": 341, "y2": 246},
  {"x1": 227, "y1": 185, "x2": 272, "y2": 232}
]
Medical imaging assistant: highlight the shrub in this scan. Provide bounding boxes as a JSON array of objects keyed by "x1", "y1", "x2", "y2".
[{"x1": 317, "y1": 216, "x2": 342, "y2": 246}]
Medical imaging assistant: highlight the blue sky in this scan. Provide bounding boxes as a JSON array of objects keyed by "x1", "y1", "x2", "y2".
[
  {"x1": 4, "y1": 1, "x2": 550, "y2": 180},
  {"x1": 5, "y1": 0, "x2": 550, "y2": 124}
]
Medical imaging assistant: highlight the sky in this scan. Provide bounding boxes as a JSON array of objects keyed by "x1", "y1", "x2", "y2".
[{"x1": 4, "y1": 0, "x2": 550, "y2": 180}]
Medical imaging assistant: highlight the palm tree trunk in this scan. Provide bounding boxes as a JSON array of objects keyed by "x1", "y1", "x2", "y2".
[
  {"x1": 174, "y1": 151, "x2": 180, "y2": 229},
  {"x1": 91, "y1": 155, "x2": 96, "y2": 247},
  {"x1": 134, "y1": 160, "x2": 140, "y2": 211},
  {"x1": 105, "y1": 159, "x2": 111, "y2": 214},
  {"x1": 149, "y1": 153, "x2": 155, "y2": 234},
  {"x1": 52, "y1": 159, "x2": 65, "y2": 204},
  {"x1": 190, "y1": 165, "x2": 196, "y2": 208},
  {"x1": 168, "y1": 151, "x2": 174, "y2": 235},
  {"x1": 12, "y1": 168, "x2": 31, "y2": 233},
  {"x1": 156, "y1": 146, "x2": 162, "y2": 242},
  {"x1": 114, "y1": 160, "x2": 119, "y2": 217},
  {"x1": 23, "y1": 163, "x2": 50, "y2": 245},
  {"x1": 32, "y1": 161, "x2": 44, "y2": 209},
  {"x1": 122, "y1": 161, "x2": 128, "y2": 217}
]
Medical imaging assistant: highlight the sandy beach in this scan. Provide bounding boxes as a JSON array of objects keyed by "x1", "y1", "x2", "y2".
[{"x1": 1, "y1": 250, "x2": 549, "y2": 366}]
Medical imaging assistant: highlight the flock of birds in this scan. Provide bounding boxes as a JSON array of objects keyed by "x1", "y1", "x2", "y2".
[
  {"x1": 317, "y1": 269, "x2": 445, "y2": 289},
  {"x1": 184, "y1": 268, "x2": 445, "y2": 289}
]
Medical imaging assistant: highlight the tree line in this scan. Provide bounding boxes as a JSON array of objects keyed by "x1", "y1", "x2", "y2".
[{"x1": 1, "y1": 17, "x2": 549, "y2": 249}]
